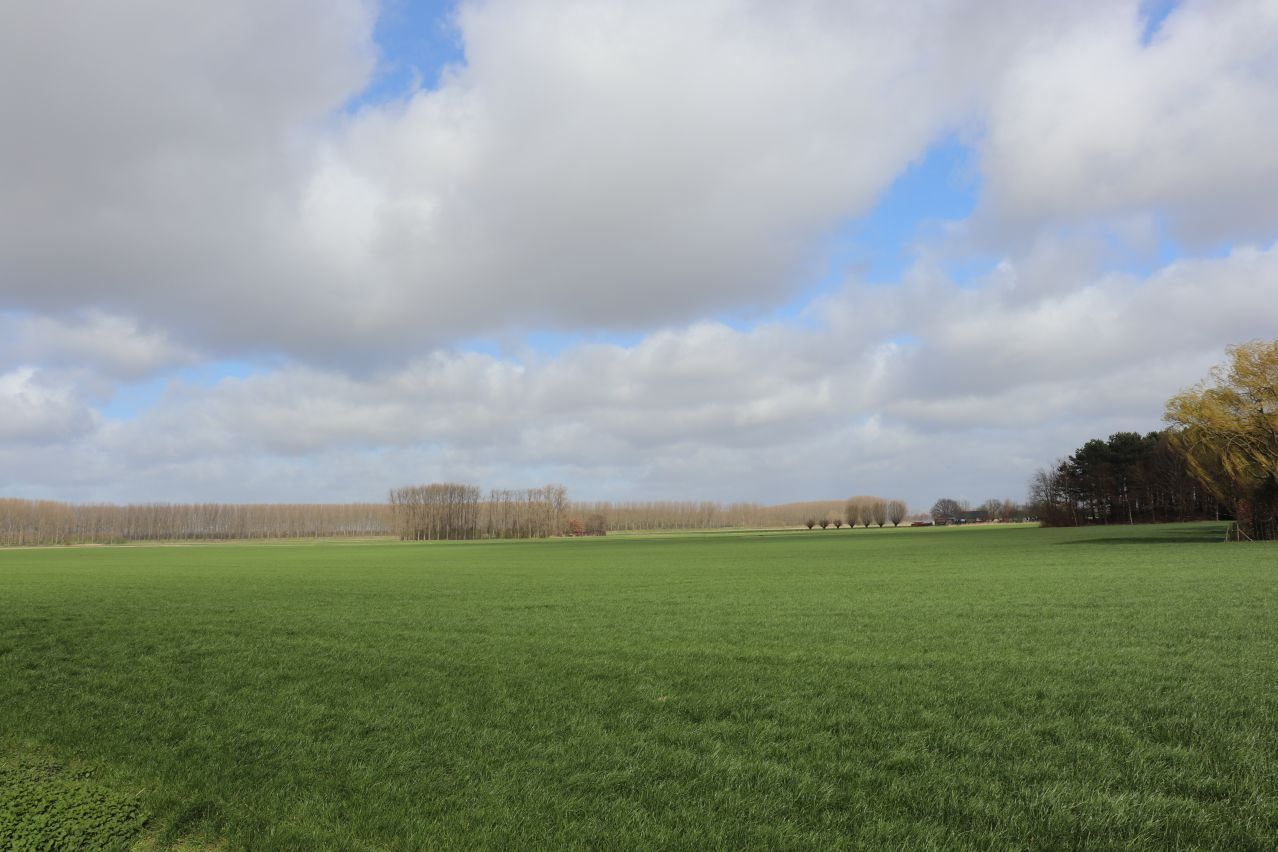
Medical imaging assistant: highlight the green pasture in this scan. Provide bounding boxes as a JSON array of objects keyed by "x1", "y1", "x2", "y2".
[{"x1": 1, "y1": 523, "x2": 1275, "y2": 849}]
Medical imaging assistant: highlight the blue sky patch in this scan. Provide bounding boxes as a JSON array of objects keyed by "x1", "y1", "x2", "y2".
[
  {"x1": 101, "y1": 360, "x2": 259, "y2": 420},
  {"x1": 349, "y1": 0, "x2": 463, "y2": 109},
  {"x1": 1140, "y1": 0, "x2": 1181, "y2": 45}
]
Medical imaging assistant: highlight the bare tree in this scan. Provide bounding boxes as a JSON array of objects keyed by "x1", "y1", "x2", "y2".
[
  {"x1": 887, "y1": 500, "x2": 907, "y2": 527},
  {"x1": 545, "y1": 483, "x2": 569, "y2": 535},
  {"x1": 986, "y1": 499, "x2": 1006, "y2": 522},
  {"x1": 931, "y1": 498, "x2": 964, "y2": 524}
]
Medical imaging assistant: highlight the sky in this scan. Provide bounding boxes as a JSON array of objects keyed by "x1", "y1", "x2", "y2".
[{"x1": 2, "y1": 0, "x2": 1277, "y2": 510}]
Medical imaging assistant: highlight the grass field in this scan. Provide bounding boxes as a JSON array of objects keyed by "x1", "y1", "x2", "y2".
[{"x1": 1, "y1": 523, "x2": 1275, "y2": 849}]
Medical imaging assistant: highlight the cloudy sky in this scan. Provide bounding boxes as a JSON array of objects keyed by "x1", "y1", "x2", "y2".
[{"x1": 2, "y1": 0, "x2": 1277, "y2": 509}]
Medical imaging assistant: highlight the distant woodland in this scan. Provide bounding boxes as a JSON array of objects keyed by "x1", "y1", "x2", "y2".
[
  {"x1": 0, "y1": 493, "x2": 906, "y2": 546},
  {"x1": 1028, "y1": 431, "x2": 1221, "y2": 527},
  {"x1": 1031, "y1": 339, "x2": 1277, "y2": 540}
]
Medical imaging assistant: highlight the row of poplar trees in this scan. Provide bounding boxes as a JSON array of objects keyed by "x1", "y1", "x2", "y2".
[
  {"x1": 388, "y1": 483, "x2": 569, "y2": 540},
  {"x1": 0, "y1": 500, "x2": 389, "y2": 546}
]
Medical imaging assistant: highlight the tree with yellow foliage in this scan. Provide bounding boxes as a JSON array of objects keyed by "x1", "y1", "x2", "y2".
[{"x1": 1165, "y1": 340, "x2": 1278, "y2": 540}]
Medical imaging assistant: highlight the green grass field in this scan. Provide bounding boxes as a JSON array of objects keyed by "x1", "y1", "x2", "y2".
[{"x1": 2, "y1": 523, "x2": 1275, "y2": 849}]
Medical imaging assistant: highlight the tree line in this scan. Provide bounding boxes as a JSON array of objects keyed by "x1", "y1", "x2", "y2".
[
  {"x1": 0, "y1": 499, "x2": 391, "y2": 546},
  {"x1": 571, "y1": 500, "x2": 842, "y2": 531},
  {"x1": 388, "y1": 483, "x2": 570, "y2": 540},
  {"x1": 1030, "y1": 339, "x2": 1277, "y2": 540},
  {"x1": 572, "y1": 498, "x2": 912, "y2": 531},
  {"x1": 0, "y1": 494, "x2": 897, "y2": 545},
  {"x1": 802, "y1": 496, "x2": 909, "y2": 529},
  {"x1": 1027, "y1": 432, "x2": 1217, "y2": 527}
]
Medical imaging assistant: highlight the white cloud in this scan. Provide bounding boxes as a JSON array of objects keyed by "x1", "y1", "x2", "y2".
[
  {"x1": 0, "y1": 312, "x2": 196, "y2": 380},
  {"x1": 979, "y1": 0, "x2": 1278, "y2": 245},
  {"x1": 0, "y1": 0, "x2": 1117, "y2": 358},
  {"x1": 0, "y1": 0, "x2": 377, "y2": 348},
  {"x1": 4, "y1": 242, "x2": 1274, "y2": 505},
  {"x1": 0, "y1": 368, "x2": 96, "y2": 444},
  {"x1": 3, "y1": 1, "x2": 1278, "y2": 507}
]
